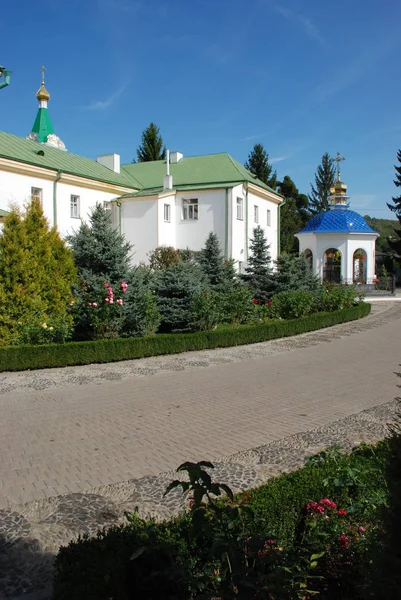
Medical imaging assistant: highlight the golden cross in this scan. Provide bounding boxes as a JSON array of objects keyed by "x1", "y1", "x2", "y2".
[
  {"x1": 41, "y1": 65, "x2": 46, "y2": 85},
  {"x1": 333, "y1": 151, "x2": 345, "y2": 179}
]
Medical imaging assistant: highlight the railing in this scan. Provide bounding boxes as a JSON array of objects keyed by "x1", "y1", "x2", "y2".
[{"x1": 354, "y1": 276, "x2": 396, "y2": 296}]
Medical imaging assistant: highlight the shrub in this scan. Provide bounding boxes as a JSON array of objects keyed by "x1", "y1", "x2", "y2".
[
  {"x1": 316, "y1": 284, "x2": 359, "y2": 312},
  {"x1": 154, "y1": 261, "x2": 207, "y2": 332},
  {"x1": 0, "y1": 304, "x2": 371, "y2": 372},
  {"x1": 217, "y1": 285, "x2": 254, "y2": 325},
  {"x1": 16, "y1": 313, "x2": 72, "y2": 345},
  {"x1": 274, "y1": 253, "x2": 320, "y2": 293},
  {"x1": 272, "y1": 290, "x2": 316, "y2": 319},
  {"x1": 121, "y1": 268, "x2": 160, "y2": 338},
  {"x1": 148, "y1": 245, "x2": 182, "y2": 270},
  {"x1": 191, "y1": 291, "x2": 220, "y2": 331}
]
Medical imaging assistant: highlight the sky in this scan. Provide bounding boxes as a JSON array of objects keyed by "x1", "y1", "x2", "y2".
[{"x1": 1, "y1": 0, "x2": 400, "y2": 218}]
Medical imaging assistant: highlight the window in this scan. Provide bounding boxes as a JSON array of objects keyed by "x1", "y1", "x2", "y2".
[
  {"x1": 164, "y1": 204, "x2": 171, "y2": 222},
  {"x1": 103, "y1": 201, "x2": 112, "y2": 223},
  {"x1": 254, "y1": 205, "x2": 259, "y2": 223},
  {"x1": 182, "y1": 198, "x2": 198, "y2": 220},
  {"x1": 70, "y1": 195, "x2": 80, "y2": 218},
  {"x1": 31, "y1": 187, "x2": 42, "y2": 203},
  {"x1": 236, "y1": 197, "x2": 243, "y2": 220},
  {"x1": 266, "y1": 209, "x2": 271, "y2": 226}
]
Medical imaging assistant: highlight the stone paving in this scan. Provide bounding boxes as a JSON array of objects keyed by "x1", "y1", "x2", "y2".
[{"x1": 0, "y1": 301, "x2": 401, "y2": 598}]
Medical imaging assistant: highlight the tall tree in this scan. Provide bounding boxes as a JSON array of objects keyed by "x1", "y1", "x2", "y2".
[
  {"x1": 277, "y1": 175, "x2": 310, "y2": 254},
  {"x1": 387, "y1": 149, "x2": 401, "y2": 255},
  {"x1": 241, "y1": 226, "x2": 275, "y2": 302},
  {"x1": 198, "y1": 232, "x2": 226, "y2": 290},
  {"x1": 135, "y1": 122, "x2": 166, "y2": 162},
  {"x1": 244, "y1": 143, "x2": 277, "y2": 189},
  {"x1": 308, "y1": 152, "x2": 336, "y2": 214}
]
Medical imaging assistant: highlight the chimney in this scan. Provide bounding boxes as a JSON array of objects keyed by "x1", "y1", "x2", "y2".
[
  {"x1": 97, "y1": 153, "x2": 121, "y2": 174},
  {"x1": 170, "y1": 151, "x2": 183, "y2": 163},
  {"x1": 163, "y1": 149, "x2": 173, "y2": 190}
]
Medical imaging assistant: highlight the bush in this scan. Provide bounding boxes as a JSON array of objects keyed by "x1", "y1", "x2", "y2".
[
  {"x1": 272, "y1": 290, "x2": 316, "y2": 319},
  {"x1": 191, "y1": 291, "x2": 220, "y2": 331},
  {"x1": 274, "y1": 253, "x2": 320, "y2": 293},
  {"x1": 16, "y1": 313, "x2": 73, "y2": 345},
  {"x1": 316, "y1": 284, "x2": 359, "y2": 312},
  {"x1": 121, "y1": 268, "x2": 160, "y2": 338},
  {"x1": 0, "y1": 304, "x2": 371, "y2": 372},
  {"x1": 217, "y1": 285, "x2": 254, "y2": 325}
]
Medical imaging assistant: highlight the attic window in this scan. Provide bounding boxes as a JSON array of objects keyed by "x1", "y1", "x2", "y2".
[{"x1": 37, "y1": 150, "x2": 45, "y2": 156}]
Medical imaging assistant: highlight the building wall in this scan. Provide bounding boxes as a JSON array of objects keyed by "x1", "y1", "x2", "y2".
[
  {"x1": 247, "y1": 188, "x2": 278, "y2": 266},
  {"x1": 157, "y1": 193, "x2": 176, "y2": 248},
  {"x1": 120, "y1": 197, "x2": 158, "y2": 265},
  {"x1": 175, "y1": 189, "x2": 226, "y2": 252}
]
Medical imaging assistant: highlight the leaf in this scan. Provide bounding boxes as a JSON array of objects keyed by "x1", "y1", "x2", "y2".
[
  {"x1": 198, "y1": 460, "x2": 215, "y2": 469},
  {"x1": 198, "y1": 469, "x2": 212, "y2": 488},
  {"x1": 219, "y1": 484, "x2": 234, "y2": 501},
  {"x1": 163, "y1": 479, "x2": 182, "y2": 497},
  {"x1": 177, "y1": 461, "x2": 197, "y2": 472},
  {"x1": 310, "y1": 552, "x2": 325, "y2": 561},
  {"x1": 310, "y1": 561, "x2": 318, "y2": 568},
  {"x1": 193, "y1": 487, "x2": 205, "y2": 507},
  {"x1": 130, "y1": 546, "x2": 145, "y2": 561}
]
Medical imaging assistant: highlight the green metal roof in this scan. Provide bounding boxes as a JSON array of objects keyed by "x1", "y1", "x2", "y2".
[
  {"x1": 0, "y1": 208, "x2": 9, "y2": 217},
  {"x1": 31, "y1": 108, "x2": 54, "y2": 143},
  {"x1": 121, "y1": 153, "x2": 279, "y2": 195},
  {"x1": 0, "y1": 131, "x2": 139, "y2": 189}
]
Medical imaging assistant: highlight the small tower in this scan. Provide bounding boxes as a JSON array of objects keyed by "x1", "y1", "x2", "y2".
[{"x1": 26, "y1": 67, "x2": 66, "y2": 150}]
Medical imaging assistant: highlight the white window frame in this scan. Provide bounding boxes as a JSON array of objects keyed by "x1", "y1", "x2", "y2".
[
  {"x1": 70, "y1": 195, "x2": 80, "y2": 219},
  {"x1": 236, "y1": 197, "x2": 243, "y2": 220},
  {"x1": 254, "y1": 205, "x2": 259, "y2": 223},
  {"x1": 266, "y1": 209, "x2": 271, "y2": 226},
  {"x1": 182, "y1": 198, "x2": 198, "y2": 220},
  {"x1": 164, "y1": 204, "x2": 171, "y2": 222},
  {"x1": 103, "y1": 201, "x2": 112, "y2": 223},
  {"x1": 31, "y1": 187, "x2": 43, "y2": 204}
]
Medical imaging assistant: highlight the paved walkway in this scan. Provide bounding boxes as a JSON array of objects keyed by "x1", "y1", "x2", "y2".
[{"x1": 1, "y1": 302, "x2": 400, "y2": 510}]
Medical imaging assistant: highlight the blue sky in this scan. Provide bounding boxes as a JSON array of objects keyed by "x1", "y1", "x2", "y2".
[{"x1": 1, "y1": 0, "x2": 400, "y2": 218}]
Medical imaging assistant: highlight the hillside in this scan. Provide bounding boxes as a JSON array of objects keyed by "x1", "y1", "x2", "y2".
[{"x1": 363, "y1": 216, "x2": 400, "y2": 253}]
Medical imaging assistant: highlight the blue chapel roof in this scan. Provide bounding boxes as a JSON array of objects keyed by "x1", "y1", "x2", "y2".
[{"x1": 297, "y1": 208, "x2": 377, "y2": 235}]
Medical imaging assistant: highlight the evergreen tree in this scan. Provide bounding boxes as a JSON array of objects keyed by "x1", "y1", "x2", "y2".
[
  {"x1": 274, "y1": 254, "x2": 320, "y2": 293},
  {"x1": 154, "y1": 261, "x2": 206, "y2": 332},
  {"x1": 308, "y1": 152, "x2": 336, "y2": 214},
  {"x1": 277, "y1": 175, "x2": 310, "y2": 254},
  {"x1": 135, "y1": 122, "x2": 166, "y2": 162},
  {"x1": 244, "y1": 143, "x2": 277, "y2": 189},
  {"x1": 387, "y1": 149, "x2": 401, "y2": 255},
  {"x1": 241, "y1": 226, "x2": 275, "y2": 302},
  {"x1": 67, "y1": 203, "x2": 133, "y2": 281},
  {"x1": 148, "y1": 246, "x2": 182, "y2": 270},
  {"x1": 0, "y1": 199, "x2": 76, "y2": 344},
  {"x1": 198, "y1": 232, "x2": 225, "y2": 289}
]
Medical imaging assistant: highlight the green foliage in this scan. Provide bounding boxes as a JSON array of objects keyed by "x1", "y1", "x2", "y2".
[
  {"x1": 277, "y1": 176, "x2": 310, "y2": 254},
  {"x1": 0, "y1": 304, "x2": 371, "y2": 372},
  {"x1": 16, "y1": 314, "x2": 72, "y2": 345},
  {"x1": 0, "y1": 199, "x2": 76, "y2": 345},
  {"x1": 217, "y1": 285, "x2": 254, "y2": 325},
  {"x1": 315, "y1": 284, "x2": 359, "y2": 312},
  {"x1": 244, "y1": 143, "x2": 277, "y2": 189},
  {"x1": 308, "y1": 153, "x2": 336, "y2": 214},
  {"x1": 191, "y1": 291, "x2": 220, "y2": 331},
  {"x1": 274, "y1": 254, "x2": 320, "y2": 293},
  {"x1": 148, "y1": 245, "x2": 182, "y2": 270},
  {"x1": 135, "y1": 122, "x2": 166, "y2": 162},
  {"x1": 386, "y1": 149, "x2": 401, "y2": 255},
  {"x1": 198, "y1": 232, "x2": 226, "y2": 290},
  {"x1": 67, "y1": 203, "x2": 132, "y2": 281},
  {"x1": 154, "y1": 261, "x2": 207, "y2": 332},
  {"x1": 272, "y1": 290, "x2": 316, "y2": 319},
  {"x1": 242, "y1": 226, "x2": 275, "y2": 302},
  {"x1": 363, "y1": 215, "x2": 399, "y2": 254}
]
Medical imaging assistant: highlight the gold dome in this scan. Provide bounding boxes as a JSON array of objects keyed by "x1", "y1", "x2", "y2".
[{"x1": 36, "y1": 83, "x2": 50, "y2": 102}]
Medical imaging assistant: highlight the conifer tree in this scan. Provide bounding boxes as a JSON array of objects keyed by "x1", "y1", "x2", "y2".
[
  {"x1": 67, "y1": 203, "x2": 132, "y2": 281},
  {"x1": 241, "y1": 226, "x2": 275, "y2": 302},
  {"x1": 273, "y1": 254, "x2": 320, "y2": 293},
  {"x1": 198, "y1": 232, "x2": 226, "y2": 290},
  {"x1": 135, "y1": 122, "x2": 166, "y2": 162},
  {"x1": 244, "y1": 143, "x2": 277, "y2": 189},
  {"x1": 387, "y1": 149, "x2": 401, "y2": 255},
  {"x1": 0, "y1": 199, "x2": 76, "y2": 344},
  {"x1": 308, "y1": 152, "x2": 336, "y2": 214}
]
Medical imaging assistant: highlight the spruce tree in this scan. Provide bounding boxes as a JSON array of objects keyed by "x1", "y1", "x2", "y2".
[
  {"x1": 67, "y1": 203, "x2": 132, "y2": 281},
  {"x1": 387, "y1": 149, "x2": 401, "y2": 255},
  {"x1": 198, "y1": 232, "x2": 225, "y2": 290},
  {"x1": 274, "y1": 254, "x2": 320, "y2": 293},
  {"x1": 244, "y1": 143, "x2": 277, "y2": 189},
  {"x1": 308, "y1": 152, "x2": 336, "y2": 214},
  {"x1": 241, "y1": 226, "x2": 275, "y2": 302},
  {"x1": 0, "y1": 199, "x2": 76, "y2": 344},
  {"x1": 135, "y1": 122, "x2": 166, "y2": 162}
]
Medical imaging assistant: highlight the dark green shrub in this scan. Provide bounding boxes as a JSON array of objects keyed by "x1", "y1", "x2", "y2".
[
  {"x1": 0, "y1": 304, "x2": 371, "y2": 372},
  {"x1": 271, "y1": 290, "x2": 316, "y2": 319},
  {"x1": 315, "y1": 284, "x2": 359, "y2": 312},
  {"x1": 191, "y1": 291, "x2": 220, "y2": 331},
  {"x1": 274, "y1": 254, "x2": 320, "y2": 293},
  {"x1": 216, "y1": 285, "x2": 254, "y2": 325}
]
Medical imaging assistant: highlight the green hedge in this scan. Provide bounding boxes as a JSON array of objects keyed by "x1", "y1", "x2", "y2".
[{"x1": 0, "y1": 303, "x2": 371, "y2": 372}]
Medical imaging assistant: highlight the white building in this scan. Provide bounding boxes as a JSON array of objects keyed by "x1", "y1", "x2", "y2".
[
  {"x1": 0, "y1": 73, "x2": 282, "y2": 267},
  {"x1": 296, "y1": 169, "x2": 379, "y2": 284}
]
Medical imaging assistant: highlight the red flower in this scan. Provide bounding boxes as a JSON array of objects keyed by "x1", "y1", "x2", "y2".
[
  {"x1": 337, "y1": 509, "x2": 347, "y2": 516},
  {"x1": 252, "y1": 298, "x2": 258, "y2": 304},
  {"x1": 306, "y1": 502, "x2": 325, "y2": 514},
  {"x1": 320, "y1": 498, "x2": 337, "y2": 509},
  {"x1": 338, "y1": 534, "x2": 350, "y2": 548},
  {"x1": 265, "y1": 300, "x2": 273, "y2": 306}
]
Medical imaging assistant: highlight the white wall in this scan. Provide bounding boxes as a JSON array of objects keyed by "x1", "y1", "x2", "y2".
[
  {"x1": 175, "y1": 190, "x2": 226, "y2": 251},
  {"x1": 231, "y1": 184, "x2": 246, "y2": 268},
  {"x1": 0, "y1": 169, "x2": 120, "y2": 236},
  {"x1": 121, "y1": 198, "x2": 158, "y2": 265},
  {"x1": 247, "y1": 189, "x2": 278, "y2": 264},
  {"x1": 157, "y1": 194, "x2": 176, "y2": 248}
]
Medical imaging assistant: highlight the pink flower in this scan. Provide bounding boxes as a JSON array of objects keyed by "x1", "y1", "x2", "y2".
[
  {"x1": 337, "y1": 509, "x2": 347, "y2": 516},
  {"x1": 92, "y1": 302, "x2": 98, "y2": 308},
  {"x1": 108, "y1": 287, "x2": 114, "y2": 296},
  {"x1": 306, "y1": 502, "x2": 325, "y2": 514},
  {"x1": 88, "y1": 302, "x2": 92, "y2": 307},
  {"x1": 109, "y1": 298, "x2": 114, "y2": 304},
  {"x1": 265, "y1": 539, "x2": 276, "y2": 545},
  {"x1": 121, "y1": 281, "x2": 128, "y2": 293},
  {"x1": 69, "y1": 301, "x2": 75, "y2": 306},
  {"x1": 358, "y1": 526, "x2": 366, "y2": 533},
  {"x1": 338, "y1": 534, "x2": 350, "y2": 548},
  {"x1": 105, "y1": 297, "x2": 110, "y2": 303},
  {"x1": 320, "y1": 498, "x2": 337, "y2": 509},
  {"x1": 117, "y1": 298, "x2": 123, "y2": 306},
  {"x1": 104, "y1": 282, "x2": 109, "y2": 288}
]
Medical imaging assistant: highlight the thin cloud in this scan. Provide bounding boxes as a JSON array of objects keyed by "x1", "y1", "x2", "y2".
[
  {"x1": 270, "y1": 155, "x2": 290, "y2": 164},
  {"x1": 84, "y1": 81, "x2": 130, "y2": 111},
  {"x1": 273, "y1": 5, "x2": 324, "y2": 44}
]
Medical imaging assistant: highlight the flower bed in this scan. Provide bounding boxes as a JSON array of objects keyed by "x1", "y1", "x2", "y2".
[{"x1": 0, "y1": 303, "x2": 371, "y2": 372}]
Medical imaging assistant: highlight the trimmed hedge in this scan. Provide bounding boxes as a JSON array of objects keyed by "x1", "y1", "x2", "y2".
[{"x1": 0, "y1": 303, "x2": 371, "y2": 372}]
